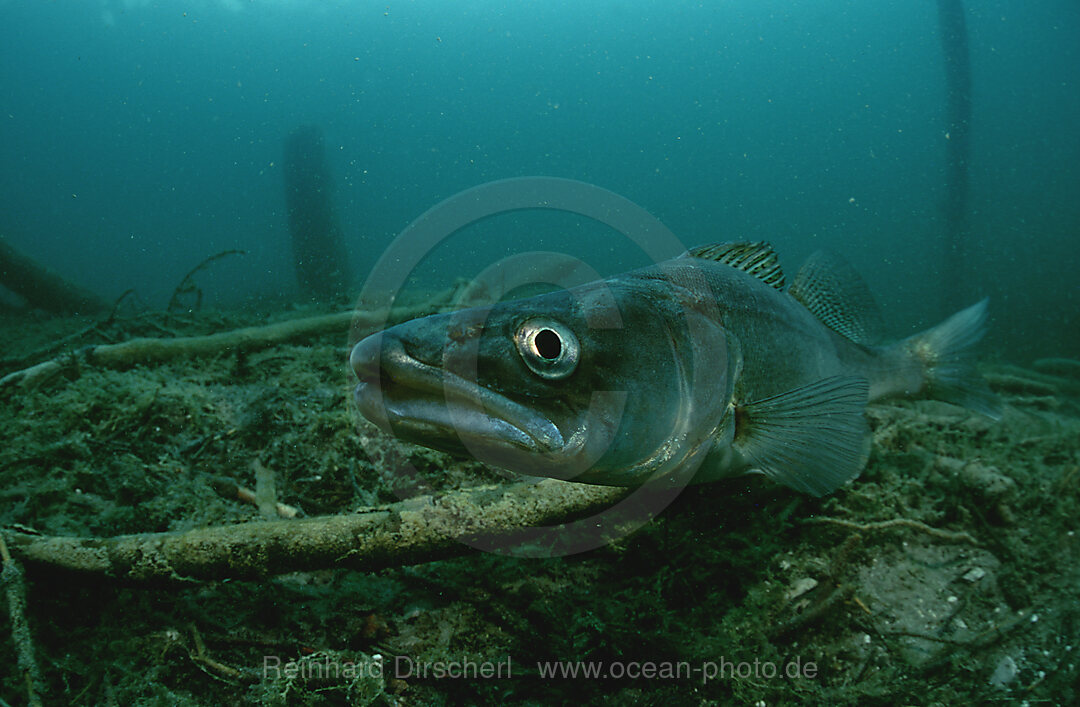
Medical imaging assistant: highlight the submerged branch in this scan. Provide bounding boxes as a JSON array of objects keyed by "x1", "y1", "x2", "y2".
[
  {"x1": 804, "y1": 516, "x2": 978, "y2": 545},
  {"x1": 0, "y1": 293, "x2": 452, "y2": 391},
  {"x1": 167, "y1": 250, "x2": 247, "y2": 313},
  {"x1": 0, "y1": 534, "x2": 46, "y2": 707},
  {"x1": 0, "y1": 236, "x2": 108, "y2": 316},
  {"x1": 6, "y1": 480, "x2": 627, "y2": 581}
]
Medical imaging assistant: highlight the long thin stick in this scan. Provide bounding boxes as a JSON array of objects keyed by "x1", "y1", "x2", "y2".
[
  {"x1": 0, "y1": 534, "x2": 45, "y2": 707},
  {"x1": 805, "y1": 516, "x2": 978, "y2": 545},
  {"x1": 167, "y1": 250, "x2": 246, "y2": 313},
  {"x1": 0, "y1": 295, "x2": 450, "y2": 390},
  {"x1": 6, "y1": 480, "x2": 628, "y2": 581}
]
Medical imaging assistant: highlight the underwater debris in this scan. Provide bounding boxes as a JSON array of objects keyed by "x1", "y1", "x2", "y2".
[
  {"x1": 209, "y1": 476, "x2": 300, "y2": 520},
  {"x1": 0, "y1": 296, "x2": 449, "y2": 391},
  {"x1": 0, "y1": 534, "x2": 45, "y2": 707},
  {"x1": 785, "y1": 576, "x2": 819, "y2": 601},
  {"x1": 188, "y1": 625, "x2": 244, "y2": 684},
  {"x1": 167, "y1": 250, "x2": 246, "y2": 314},
  {"x1": 7, "y1": 480, "x2": 626, "y2": 580},
  {"x1": 283, "y1": 125, "x2": 350, "y2": 303},
  {"x1": 986, "y1": 371, "x2": 1058, "y2": 398},
  {"x1": 989, "y1": 362, "x2": 1080, "y2": 397},
  {"x1": 1033, "y1": 357, "x2": 1080, "y2": 380},
  {"x1": 989, "y1": 653, "x2": 1019, "y2": 689},
  {"x1": 804, "y1": 516, "x2": 978, "y2": 545},
  {"x1": 933, "y1": 455, "x2": 1017, "y2": 504},
  {"x1": 962, "y1": 566, "x2": 987, "y2": 583},
  {"x1": 0, "y1": 236, "x2": 107, "y2": 315}
]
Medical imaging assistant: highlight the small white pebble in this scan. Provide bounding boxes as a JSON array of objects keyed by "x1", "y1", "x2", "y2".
[
  {"x1": 947, "y1": 595, "x2": 958, "y2": 603},
  {"x1": 962, "y1": 567, "x2": 987, "y2": 582},
  {"x1": 1030, "y1": 613, "x2": 1039, "y2": 623},
  {"x1": 990, "y1": 655, "x2": 1019, "y2": 688},
  {"x1": 786, "y1": 577, "x2": 819, "y2": 600},
  {"x1": 863, "y1": 633, "x2": 871, "y2": 644}
]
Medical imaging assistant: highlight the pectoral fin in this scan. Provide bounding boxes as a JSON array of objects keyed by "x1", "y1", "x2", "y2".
[{"x1": 733, "y1": 376, "x2": 871, "y2": 496}]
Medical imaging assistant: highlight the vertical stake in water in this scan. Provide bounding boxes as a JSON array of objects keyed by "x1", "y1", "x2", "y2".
[
  {"x1": 937, "y1": 0, "x2": 972, "y2": 312},
  {"x1": 283, "y1": 126, "x2": 350, "y2": 303}
]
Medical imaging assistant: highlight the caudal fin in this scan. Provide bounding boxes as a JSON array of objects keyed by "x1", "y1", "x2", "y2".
[{"x1": 906, "y1": 299, "x2": 1002, "y2": 419}]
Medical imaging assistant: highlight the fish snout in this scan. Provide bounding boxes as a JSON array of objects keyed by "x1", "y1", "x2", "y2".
[{"x1": 350, "y1": 332, "x2": 382, "y2": 383}]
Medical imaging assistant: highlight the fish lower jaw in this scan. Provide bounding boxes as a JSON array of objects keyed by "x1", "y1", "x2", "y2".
[{"x1": 353, "y1": 381, "x2": 565, "y2": 458}]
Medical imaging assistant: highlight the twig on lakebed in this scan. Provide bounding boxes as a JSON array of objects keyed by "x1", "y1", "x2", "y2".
[
  {"x1": 167, "y1": 250, "x2": 246, "y2": 314},
  {"x1": 0, "y1": 293, "x2": 452, "y2": 391},
  {"x1": 804, "y1": 516, "x2": 978, "y2": 545},
  {"x1": 209, "y1": 476, "x2": 301, "y2": 520},
  {"x1": 5, "y1": 480, "x2": 629, "y2": 581},
  {"x1": 0, "y1": 533, "x2": 46, "y2": 707}
]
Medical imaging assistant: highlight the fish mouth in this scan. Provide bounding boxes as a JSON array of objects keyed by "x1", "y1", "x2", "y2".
[{"x1": 350, "y1": 334, "x2": 566, "y2": 459}]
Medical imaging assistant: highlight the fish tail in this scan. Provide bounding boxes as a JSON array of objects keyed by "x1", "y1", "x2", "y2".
[{"x1": 905, "y1": 298, "x2": 1002, "y2": 419}]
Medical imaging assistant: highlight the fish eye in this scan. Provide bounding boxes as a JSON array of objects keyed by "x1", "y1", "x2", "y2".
[{"x1": 514, "y1": 318, "x2": 579, "y2": 380}]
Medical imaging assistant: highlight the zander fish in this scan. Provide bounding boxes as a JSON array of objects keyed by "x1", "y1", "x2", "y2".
[{"x1": 350, "y1": 242, "x2": 1000, "y2": 496}]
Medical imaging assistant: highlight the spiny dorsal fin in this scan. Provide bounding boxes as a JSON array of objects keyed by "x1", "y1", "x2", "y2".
[
  {"x1": 789, "y1": 250, "x2": 884, "y2": 344},
  {"x1": 686, "y1": 241, "x2": 785, "y2": 290},
  {"x1": 734, "y1": 376, "x2": 871, "y2": 497}
]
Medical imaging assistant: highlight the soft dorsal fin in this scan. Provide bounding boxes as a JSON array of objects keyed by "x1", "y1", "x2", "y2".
[
  {"x1": 734, "y1": 376, "x2": 871, "y2": 497},
  {"x1": 789, "y1": 250, "x2": 884, "y2": 344},
  {"x1": 685, "y1": 241, "x2": 785, "y2": 290}
]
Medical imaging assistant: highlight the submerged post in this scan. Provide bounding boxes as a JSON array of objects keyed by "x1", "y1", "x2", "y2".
[
  {"x1": 283, "y1": 126, "x2": 350, "y2": 302},
  {"x1": 937, "y1": 0, "x2": 973, "y2": 312}
]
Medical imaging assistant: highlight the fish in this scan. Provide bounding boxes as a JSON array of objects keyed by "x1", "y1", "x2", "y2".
[{"x1": 349, "y1": 242, "x2": 1001, "y2": 496}]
